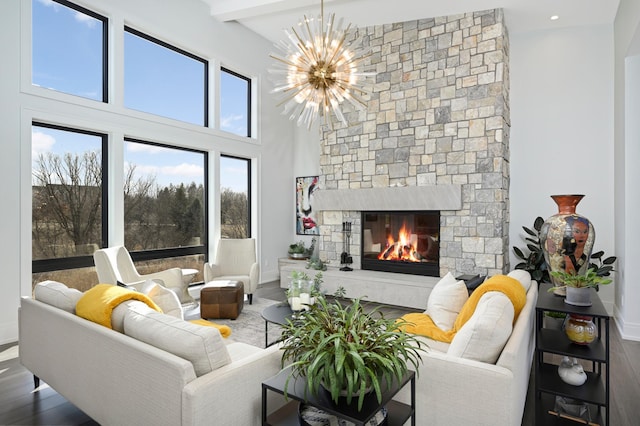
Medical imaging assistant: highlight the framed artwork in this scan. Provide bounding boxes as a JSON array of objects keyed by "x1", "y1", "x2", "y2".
[{"x1": 296, "y1": 176, "x2": 319, "y2": 235}]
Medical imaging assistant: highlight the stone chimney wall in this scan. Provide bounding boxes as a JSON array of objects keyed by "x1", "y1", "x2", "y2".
[{"x1": 317, "y1": 9, "x2": 511, "y2": 277}]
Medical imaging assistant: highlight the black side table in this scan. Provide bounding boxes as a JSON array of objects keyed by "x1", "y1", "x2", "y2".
[
  {"x1": 261, "y1": 303, "x2": 294, "y2": 347},
  {"x1": 262, "y1": 366, "x2": 415, "y2": 426}
]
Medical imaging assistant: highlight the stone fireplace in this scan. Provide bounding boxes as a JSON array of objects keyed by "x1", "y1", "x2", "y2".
[{"x1": 313, "y1": 9, "x2": 511, "y2": 279}]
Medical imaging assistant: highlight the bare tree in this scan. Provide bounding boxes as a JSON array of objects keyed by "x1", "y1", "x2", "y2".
[{"x1": 32, "y1": 151, "x2": 102, "y2": 258}]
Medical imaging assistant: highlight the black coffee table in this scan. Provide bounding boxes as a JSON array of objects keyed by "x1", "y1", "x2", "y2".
[{"x1": 261, "y1": 303, "x2": 294, "y2": 347}]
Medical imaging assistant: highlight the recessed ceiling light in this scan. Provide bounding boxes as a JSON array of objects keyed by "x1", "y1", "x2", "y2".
[{"x1": 550, "y1": 15, "x2": 560, "y2": 21}]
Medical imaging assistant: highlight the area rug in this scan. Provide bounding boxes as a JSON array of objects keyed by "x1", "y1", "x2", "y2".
[{"x1": 183, "y1": 296, "x2": 284, "y2": 348}]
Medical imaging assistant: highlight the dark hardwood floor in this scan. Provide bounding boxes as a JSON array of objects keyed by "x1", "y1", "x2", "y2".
[{"x1": 2, "y1": 281, "x2": 639, "y2": 425}]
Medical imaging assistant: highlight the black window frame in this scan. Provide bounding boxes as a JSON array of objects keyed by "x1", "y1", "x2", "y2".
[
  {"x1": 124, "y1": 26, "x2": 209, "y2": 127},
  {"x1": 31, "y1": 121, "x2": 109, "y2": 273},
  {"x1": 124, "y1": 138, "x2": 209, "y2": 264},
  {"x1": 220, "y1": 67, "x2": 252, "y2": 138},
  {"x1": 32, "y1": 0, "x2": 109, "y2": 103}
]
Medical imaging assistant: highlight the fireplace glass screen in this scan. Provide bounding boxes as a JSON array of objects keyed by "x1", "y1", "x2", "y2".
[{"x1": 361, "y1": 211, "x2": 439, "y2": 276}]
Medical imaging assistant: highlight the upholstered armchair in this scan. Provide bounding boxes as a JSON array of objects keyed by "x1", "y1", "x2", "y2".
[
  {"x1": 93, "y1": 246, "x2": 194, "y2": 305},
  {"x1": 204, "y1": 238, "x2": 259, "y2": 304}
]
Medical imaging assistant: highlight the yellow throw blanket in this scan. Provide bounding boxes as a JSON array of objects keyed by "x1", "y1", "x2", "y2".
[
  {"x1": 189, "y1": 319, "x2": 232, "y2": 338},
  {"x1": 398, "y1": 275, "x2": 527, "y2": 343},
  {"x1": 76, "y1": 283, "x2": 161, "y2": 329}
]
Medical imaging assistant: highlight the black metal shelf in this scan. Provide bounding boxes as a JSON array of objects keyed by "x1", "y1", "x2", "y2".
[{"x1": 535, "y1": 283, "x2": 610, "y2": 426}]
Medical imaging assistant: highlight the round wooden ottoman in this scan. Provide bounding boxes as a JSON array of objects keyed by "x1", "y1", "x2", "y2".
[{"x1": 200, "y1": 281, "x2": 244, "y2": 320}]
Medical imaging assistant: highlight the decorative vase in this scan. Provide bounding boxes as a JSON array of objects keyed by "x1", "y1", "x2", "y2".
[
  {"x1": 540, "y1": 194, "x2": 595, "y2": 285},
  {"x1": 558, "y1": 356, "x2": 587, "y2": 386},
  {"x1": 564, "y1": 314, "x2": 597, "y2": 345},
  {"x1": 565, "y1": 286, "x2": 593, "y2": 307}
]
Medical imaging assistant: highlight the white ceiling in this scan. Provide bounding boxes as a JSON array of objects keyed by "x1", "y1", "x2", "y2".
[{"x1": 201, "y1": 0, "x2": 620, "y2": 43}]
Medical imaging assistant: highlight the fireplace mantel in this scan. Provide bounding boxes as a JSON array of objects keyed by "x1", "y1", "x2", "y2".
[{"x1": 313, "y1": 185, "x2": 462, "y2": 212}]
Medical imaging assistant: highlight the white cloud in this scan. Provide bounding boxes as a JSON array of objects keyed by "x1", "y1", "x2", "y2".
[
  {"x1": 31, "y1": 131, "x2": 55, "y2": 157},
  {"x1": 74, "y1": 12, "x2": 97, "y2": 28},
  {"x1": 126, "y1": 143, "x2": 168, "y2": 154},
  {"x1": 220, "y1": 114, "x2": 245, "y2": 133},
  {"x1": 135, "y1": 163, "x2": 204, "y2": 185}
]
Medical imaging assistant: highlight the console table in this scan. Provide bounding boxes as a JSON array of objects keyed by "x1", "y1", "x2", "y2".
[
  {"x1": 262, "y1": 367, "x2": 415, "y2": 426},
  {"x1": 535, "y1": 283, "x2": 610, "y2": 425}
]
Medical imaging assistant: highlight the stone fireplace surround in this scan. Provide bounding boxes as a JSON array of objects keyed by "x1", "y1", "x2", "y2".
[{"x1": 282, "y1": 9, "x2": 510, "y2": 307}]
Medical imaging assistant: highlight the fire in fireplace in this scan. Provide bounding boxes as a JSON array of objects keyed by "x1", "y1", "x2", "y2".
[{"x1": 361, "y1": 211, "x2": 439, "y2": 276}]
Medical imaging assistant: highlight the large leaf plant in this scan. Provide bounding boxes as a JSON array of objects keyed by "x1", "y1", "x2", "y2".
[{"x1": 279, "y1": 295, "x2": 426, "y2": 411}]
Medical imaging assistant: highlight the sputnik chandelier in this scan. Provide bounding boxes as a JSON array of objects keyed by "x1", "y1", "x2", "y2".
[{"x1": 269, "y1": 0, "x2": 374, "y2": 129}]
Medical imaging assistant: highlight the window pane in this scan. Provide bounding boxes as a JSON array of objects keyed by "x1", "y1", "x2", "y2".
[
  {"x1": 32, "y1": 0, "x2": 106, "y2": 101},
  {"x1": 32, "y1": 124, "x2": 104, "y2": 261},
  {"x1": 124, "y1": 140, "x2": 206, "y2": 250},
  {"x1": 220, "y1": 68, "x2": 250, "y2": 137},
  {"x1": 220, "y1": 155, "x2": 250, "y2": 238},
  {"x1": 125, "y1": 28, "x2": 207, "y2": 126}
]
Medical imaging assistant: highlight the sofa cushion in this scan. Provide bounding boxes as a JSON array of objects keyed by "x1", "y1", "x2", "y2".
[
  {"x1": 425, "y1": 272, "x2": 469, "y2": 330},
  {"x1": 111, "y1": 300, "x2": 150, "y2": 333},
  {"x1": 140, "y1": 280, "x2": 183, "y2": 319},
  {"x1": 447, "y1": 291, "x2": 514, "y2": 363},
  {"x1": 123, "y1": 305, "x2": 231, "y2": 376},
  {"x1": 34, "y1": 280, "x2": 83, "y2": 314},
  {"x1": 507, "y1": 269, "x2": 532, "y2": 292}
]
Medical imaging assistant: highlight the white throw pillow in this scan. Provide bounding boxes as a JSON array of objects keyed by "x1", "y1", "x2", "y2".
[
  {"x1": 507, "y1": 269, "x2": 532, "y2": 292},
  {"x1": 447, "y1": 292, "x2": 514, "y2": 363},
  {"x1": 123, "y1": 306, "x2": 231, "y2": 376},
  {"x1": 140, "y1": 280, "x2": 183, "y2": 319},
  {"x1": 34, "y1": 280, "x2": 83, "y2": 314},
  {"x1": 425, "y1": 272, "x2": 469, "y2": 330}
]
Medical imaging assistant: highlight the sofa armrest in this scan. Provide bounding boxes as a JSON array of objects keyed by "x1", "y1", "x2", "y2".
[
  {"x1": 182, "y1": 344, "x2": 285, "y2": 426},
  {"x1": 395, "y1": 351, "x2": 520, "y2": 425}
]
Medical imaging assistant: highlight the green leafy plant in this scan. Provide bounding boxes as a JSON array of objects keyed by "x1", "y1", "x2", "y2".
[
  {"x1": 279, "y1": 296, "x2": 426, "y2": 411},
  {"x1": 588, "y1": 250, "x2": 617, "y2": 277},
  {"x1": 289, "y1": 270, "x2": 324, "y2": 297},
  {"x1": 288, "y1": 241, "x2": 310, "y2": 256},
  {"x1": 549, "y1": 269, "x2": 612, "y2": 291},
  {"x1": 513, "y1": 216, "x2": 549, "y2": 283}
]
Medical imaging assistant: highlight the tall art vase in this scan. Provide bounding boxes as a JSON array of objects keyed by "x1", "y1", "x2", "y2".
[{"x1": 540, "y1": 195, "x2": 595, "y2": 286}]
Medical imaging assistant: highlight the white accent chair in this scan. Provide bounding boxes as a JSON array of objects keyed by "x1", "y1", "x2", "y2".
[
  {"x1": 93, "y1": 246, "x2": 194, "y2": 305},
  {"x1": 204, "y1": 238, "x2": 259, "y2": 304}
]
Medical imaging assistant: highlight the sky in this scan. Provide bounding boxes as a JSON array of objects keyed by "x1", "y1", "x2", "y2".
[{"x1": 31, "y1": 0, "x2": 249, "y2": 192}]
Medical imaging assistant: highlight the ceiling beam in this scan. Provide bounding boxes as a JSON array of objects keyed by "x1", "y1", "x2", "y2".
[{"x1": 204, "y1": 0, "x2": 341, "y2": 22}]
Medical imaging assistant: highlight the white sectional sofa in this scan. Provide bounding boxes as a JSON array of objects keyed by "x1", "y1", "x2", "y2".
[
  {"x1": 18, "y1": 287, "x2": 285, "y2": 426},
  {"x1": 394, "y1": 271, "x2": 538, "y2": 426}
]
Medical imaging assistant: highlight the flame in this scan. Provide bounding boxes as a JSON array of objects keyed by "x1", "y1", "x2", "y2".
[{"x1": 378, "y1": 224, "x2": 421, "y2": 262}]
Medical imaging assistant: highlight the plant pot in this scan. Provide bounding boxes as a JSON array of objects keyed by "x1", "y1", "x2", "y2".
[
  {"x1": 543, "y1": 314, "x2": 566, "y2": 330},
  {"x1": 565, "y1": 286, "x2": 592, "y2": 307},
  {"x1": 540, "y1": 195, "x2": 595, "y2": 283}
]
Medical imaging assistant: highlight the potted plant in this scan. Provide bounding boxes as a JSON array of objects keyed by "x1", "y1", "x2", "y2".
[
  {"x1": 288, "y1": 241, "x2": 311, "y2": 259},
  {"x1": 279, "y1": 295, "x2": 426, "y2": 411},
  {"x1": 549, "y1": 269, "x2": 612, "y2": 306}
]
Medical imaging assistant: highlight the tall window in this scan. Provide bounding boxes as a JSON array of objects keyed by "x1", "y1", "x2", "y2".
[
  {"x1": 220, "y1": 155, "x2": 250, "y2": 238},
  {"x1": 220, "y1": 68, "x2": 251, "y2": 137},
  {"x1": 124, "y1": 27, "x2": 208, "y2": 126},
  {"x1": 124, "y1": 140, "x2": 207, "y2": 252},
  {"x1": 32, "y1": 0, "x2": 107, "y2": 102},
  {"x1": 31, "y1": 123, "x2": 106, "y2": 271}
]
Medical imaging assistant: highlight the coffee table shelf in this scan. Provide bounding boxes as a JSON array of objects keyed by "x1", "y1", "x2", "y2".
[{"x1": 262, "y1": 367, "x2": 415, "y2": 426}]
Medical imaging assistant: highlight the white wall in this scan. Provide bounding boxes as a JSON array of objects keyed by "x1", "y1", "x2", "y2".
[
  {"x1": 0, "y1": 0, "x2": 295, "y2": 344},
  {"x1": 614, "y1": 0, "x2": 640, "y2": 341},
  {"x1": 509, "y1": 25, "x2": 617, "y2": 312}
]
